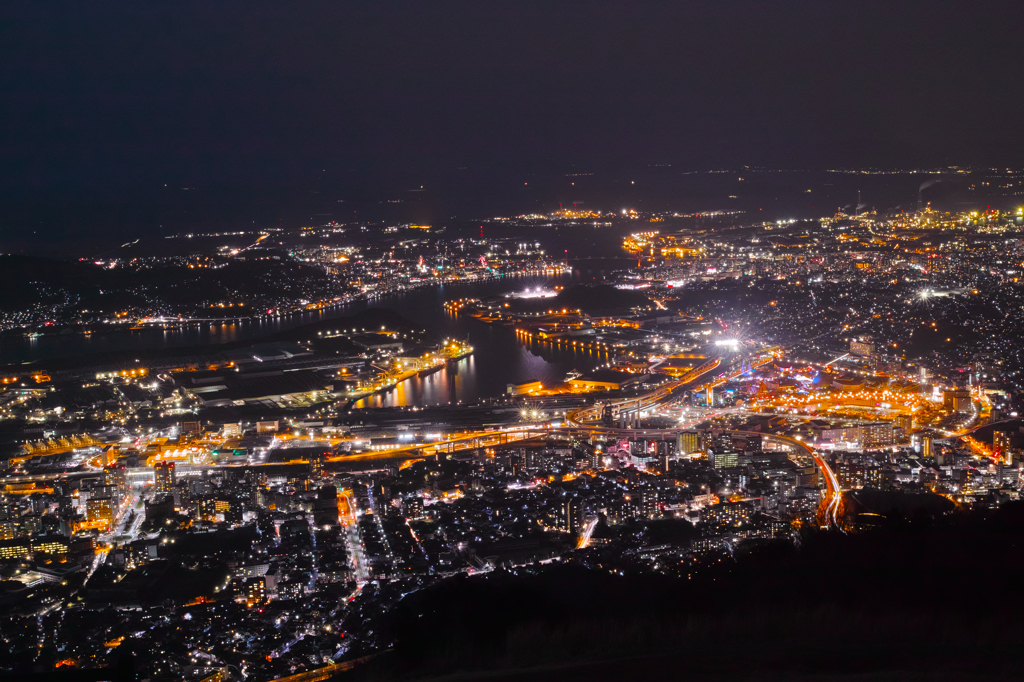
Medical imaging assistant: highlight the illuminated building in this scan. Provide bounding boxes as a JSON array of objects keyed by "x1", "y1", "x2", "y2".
[
  {"x1": 712, "y1": 450, "x2": 739, "y2": 469},
  {"x1": 836, "y1": 462, "x2": 866, "y2": 489},
  {"x1": 850, "y1": 336, "x2": 876, "y2": 358},
  {"x1": 198, "y1": 498, "x2": 231, "y2": 521},
  {"x1": 312, "y1": 484, "x2": 338, "y2": 526},
  {"x1": 100, "y1": 445, "x2": 118, "y2": 467},
  {"x1": 244, "y1": 577, "x2": 266, "y2": 607},
  {"x1": 310, "y1": 450, "x2": 326, "y2": 477},
  {"x1": 103, "y1": 464, "x2": 128, "y2": 497},
  {"x1": 0, "y1": 500, "x2": 16, "y2": 541},
  {"x1": 0, "y1": 535, "x2": 69, "y2": 559},
  {"x1": 568, "y1": 371, "x2": 633, "y2": 391},
  {"x1": 0, "y1": 538, "x2": 31, "y2": 559},
  {"x1": 677, "y1": 431, "x2": 701, "y2": 455},
  {"x1": 123, "y1": 540, "x2": 159, "y2": 570},
  {"x1": 862, "y1": 423, "x2": 894, "y2": 449},
  {"x1": 820, "y1": 423, "x2": 893, "y2": 450},
  {"x1": 831, "y1": 376, "x2": 866, "y2": 392},
  {"x1": 256, "y1": 421, "x2": 279, "y2": 433},
  {"x1": 922, "y1": 436, "x2": 933, "y2": 458},
  {"x1": 236, "y1": 564, "x2": 270, "y2": 578},
  {"x1": 703, "y1": 502, "x2": 753, "y2": 526},
  {"x1": 607, "y1": 495, "x2": 640, "y2": 525},
  {"x1": 994, "y1": 431, "x2": 1011, "y2": 463},
  {"x1": 943, "y1": 389, "x2": 972, "y2": 413},
  {"x1": 659, "y1": 450, "x2": 672, "y2": 474},
  {"x1": 154, "y1": 461, "x2": 176, "y2": 493},
  {"x1": 507, "y1": 381, "x2": 544, "y2": 396},
  {"x1": 796, "y1": 466, "x2": 818, "y2": 488},
  {"x1": 743, "y1": 435, "x2": 762, "y2": 454},
  {"x1": 86, "y1": 497, "x2": 114, "y2": 526},
  {"x1": 404, "y1": 496, "x2": 424, "y2": 519},
  {"x1": 559, "y1": 498, "x2": 583, "y2": 534}
]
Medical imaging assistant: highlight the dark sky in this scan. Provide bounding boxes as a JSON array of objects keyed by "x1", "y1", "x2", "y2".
[
  {"x1": 4, "y1": 1, "x2": 1024, "y2": 186},
  {"x1": 1, "y1": 1, "x2": 1022, "y2": 245}
]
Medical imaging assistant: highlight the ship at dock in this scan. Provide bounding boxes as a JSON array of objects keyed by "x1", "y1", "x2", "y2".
[
  {"x1": 375, "y1": 338, "x2": 475, "y2": 386},
  {"x1": 418, "y1": 338, "x2": 474, "y2": 376}
]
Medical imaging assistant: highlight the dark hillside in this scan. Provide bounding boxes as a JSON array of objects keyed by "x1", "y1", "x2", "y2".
[{"x1": 345, "y1": 503, "x2": 1024, "y2": 681}]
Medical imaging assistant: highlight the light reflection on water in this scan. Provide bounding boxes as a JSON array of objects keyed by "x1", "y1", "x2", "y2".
[
  {"x1": 354, "y1": 355, "x2": 476, "y2": 409},
  {"x1": 354, "y1": 327, "x2": 614, "y2": 409},
  {"x1": 1, "y1": 269, "x2": 620, "y2": 406}
]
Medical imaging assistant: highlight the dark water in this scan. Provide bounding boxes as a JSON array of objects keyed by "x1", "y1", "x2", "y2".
[
  {"x1": 0, "y1": 266, "x2": 622, "y2": 407},
  {"x1": 0, "y1": 219, "x2": 638, "y2": 365},
  {"x1": 0, "y1": 165, "x2": 973, "y2": 399},
  {"x1": 2, "y1": 319, "x2": 276, "y2": 364},
  {"x1": 2, "y1": 169, "x2": 972, "y2": 258},
  {"x1": 351, "y1": 274, "x2": 616, "y2": 408}
]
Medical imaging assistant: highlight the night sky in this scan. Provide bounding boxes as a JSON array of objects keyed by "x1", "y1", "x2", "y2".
[{"x1": 1, "y1": 1, "x2": 1023, "y2": 243}]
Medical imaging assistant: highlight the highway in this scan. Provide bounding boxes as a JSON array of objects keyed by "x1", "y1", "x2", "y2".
[
  {"x1": 750, "y1": 430, "x2": 843, "y2": 530},
  {"x1": 565, "y1": 348, "x2": 778, "y2": 427},
  {"x1": 82, "y1": 488, "x2": 147, "y2": 586},
  {"x1": 326, "y1": 427, "x2": 550, "y2": 463},
  {"x1": 348, "y1": 418, "x2": 847, "y2": 530},
  {"x1": 565, "y1": 358, "x2": 723, "y2": 425},
  {"x1": 577, "y1": 516, "x2": 598, "y2": 549},
  {"x1": 338, "y1": 489, "x2": 370, "y2": 585},
  {"x1": 553, "y1": 345, "x2": 847, "y2": 527},
  {"x1": 337, "y1": 367, "x2": 846, "y2": 530}
]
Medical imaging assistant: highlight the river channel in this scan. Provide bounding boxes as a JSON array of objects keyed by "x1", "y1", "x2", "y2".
[{"x1": 0, "y1": 260, "x2": 636, "y2": 408}]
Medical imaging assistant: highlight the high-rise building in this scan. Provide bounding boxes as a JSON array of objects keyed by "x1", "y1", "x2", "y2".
[
  {"x1": 100, "y1": 445, "x2": 118, "y2": 467},
  {"x1": 994, "y1": 431, "x2": 1011, "y2": 463},
  {"x1": 180, "y1": 421, "x2": 201, "y2": 438},
  {"x1": 678, "y1": 431, "x2": 701, "y2": 455},
  {"x1": 154, "y1": 461, "x2": 176, "y2": 493},
  {"x1": 836, "y1": 462, "x2": 866, "y2": 490},
  {"x1": 310, "y1": 450, "x2": 325, "y2": 477},
  {"x1": 0, "y1": 499, "x2": 17, "y2": 541},
  {"x1": 244, "y1": 577, "x2": 266, "y2": 607},
  {"x1": 86, "y1": 497, "x2": 114, "y2": 526},
  {"x1": 560, "y1": 497, "x2": 583, "y2": 534},
  {"x1": 922, "y1": 436, "x2": 933, "y2": 458},
  {"x1": 862, "y1": 423, "x2": 894, "y2": 449},
  {"x1": 403, "y1": 496, "x2": 424, "y2": 519},
  {"x1": 103, "y1": 464, "x2": 128, "y2": 498},
  {"x1": 712, "y1": 451, "x2": 739, "y2": 469},
  {"x1": 659, "y1": 451, "x2": 672, "y2": 474},
  {"x1": 943, "y1": 389, "x2": 972, "y2": 414},
  {"x1": 639, "y1": 488, "x2": 658, "y2": 518},
  {"x1": 796, "y1": 466, "x2": 818, "y2": 488},
  {"x1": 313, "y1": 485, "x2": 338, "y2": 527},
  {"x1": 850, "y1": 336, "x2": 876, "y2": 357},
  {"x1": 710, "y1": 431, "x2": 736, "y2": 453},
  {"x1": 601, "y1": 404, "x2": 615, "y2": 427}
]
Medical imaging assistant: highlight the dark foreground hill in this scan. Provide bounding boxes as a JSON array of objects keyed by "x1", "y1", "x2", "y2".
[{"x1": 342, "y1": 503, "x2": 1024, "y2": 682}]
